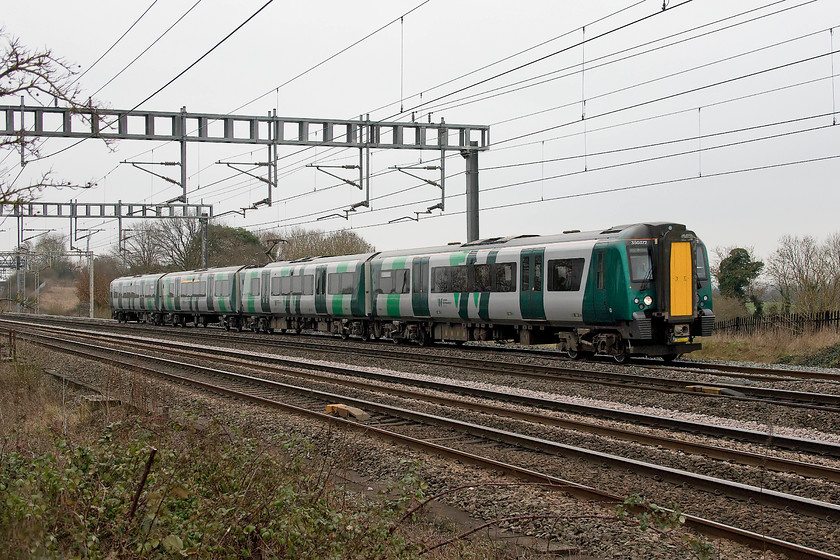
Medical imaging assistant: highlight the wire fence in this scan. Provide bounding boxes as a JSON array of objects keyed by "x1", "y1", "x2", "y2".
[{"x1": 714, "y1": 310, "x2": 840, "y2": 335}]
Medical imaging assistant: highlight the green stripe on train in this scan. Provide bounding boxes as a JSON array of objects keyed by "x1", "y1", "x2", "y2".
[
  {"x1": 386, "y1": 293, "x2": 401, "y2": 317},
  {"x1": 331, "y1": 295, "x2": 344, "y2": 316}
]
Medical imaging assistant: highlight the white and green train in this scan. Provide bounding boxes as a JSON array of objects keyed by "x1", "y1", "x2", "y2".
[{"x1": 110, "y1": 222, "x2": 714, "y2": 361}]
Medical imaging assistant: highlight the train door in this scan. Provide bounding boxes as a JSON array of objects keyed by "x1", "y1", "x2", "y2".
[
  {"x1": 314, "y1": 265, "x2": 328, "y2": 314},
  {"x1": 519, "y1": 248, "x2": 546, "y2": 320},
  {"x1": 260, "y1": 269, "x2": 271, "y2": 313},
  {"x1": 206, "y1": 276, "x2": 214, "y2": 313},
  {"x1": 411, "y1": 257, "x2": 430, "y2": 317},
  {"x1": 669, "y1": 241, "x2": 694, "y2": 318},
  {"x1": 589, "y1": 247, "x2": 612, "y2": 323}
]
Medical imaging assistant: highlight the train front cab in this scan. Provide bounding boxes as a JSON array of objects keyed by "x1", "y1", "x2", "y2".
[{"x1": 636, "y1": 224, "x2": 714, "y2": 359}]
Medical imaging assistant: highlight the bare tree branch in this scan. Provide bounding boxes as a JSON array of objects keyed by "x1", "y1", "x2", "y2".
[{"x1": 0, "y1": 29, "x2": 107, "y2": 206}]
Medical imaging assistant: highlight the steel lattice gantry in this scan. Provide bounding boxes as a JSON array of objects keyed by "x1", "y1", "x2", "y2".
[
  {"x1": 2, "y1": 104, "x2": 490, "y2": 240},
  {"x1": 1, "y1": 105, "x2": 489, "y2": 149}
]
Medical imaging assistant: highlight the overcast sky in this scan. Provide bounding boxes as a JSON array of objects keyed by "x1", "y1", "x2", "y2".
[{"x1": 2, "y1": 0, "x2": 839, "y2": 262}]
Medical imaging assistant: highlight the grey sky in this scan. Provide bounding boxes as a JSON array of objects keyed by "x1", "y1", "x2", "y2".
[{"x1": 2, "y1": 0, "x2": 838, "y2": 261}]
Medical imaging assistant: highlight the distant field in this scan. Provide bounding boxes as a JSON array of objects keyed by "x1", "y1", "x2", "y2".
[
  {"x1": 36, "y1": 282, "x2": 79, "y2": 315},
  {"x1": 696, "y1": 330, "x2": 840, "y2": 368}
]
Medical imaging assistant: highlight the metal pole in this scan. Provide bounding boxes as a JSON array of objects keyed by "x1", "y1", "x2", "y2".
[
  {"x1": 200, "y1": 214, "x2": 209, "y2": 268},
  {"x1": 180, "y1": 106, "x2": 187, "y2": 203},
  {"x1": 87, "y1": 236, "x2": 94, "y2": 319},
  {"x1": 15, "y1": 215, "x2": 21, "y2": 313},
  {"x1": 461, "y1": 141, "x2": 480, "y2": 242}
]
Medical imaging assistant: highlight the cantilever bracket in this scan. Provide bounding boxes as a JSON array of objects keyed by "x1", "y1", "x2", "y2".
[
  {"x1": 122, "y1": 161, "x2": 181, "y2": 186},
  {"x1": 221, "y1": 162, "x2": 272, "y2": 186},
  {"x1": 306, "y1": 163, "x2": 362, "y2": 190},
  {"x1": 388, "y1": 202, "x2": 443, "y2": 224},
  {"x1": 316, "y1": 199, "x2": 369, "y2": 222}
]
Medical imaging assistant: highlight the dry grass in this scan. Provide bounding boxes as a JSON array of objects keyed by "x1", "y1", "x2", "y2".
[
  {"x1": 36, "y1": 281, "x2": 79, "y2": 315},
  {"x1": 694, "y1": 328, "x2": 840, "y2": 364},
  {"x1": 0, "y1": 347, "x2": 529, "y2": 559}
]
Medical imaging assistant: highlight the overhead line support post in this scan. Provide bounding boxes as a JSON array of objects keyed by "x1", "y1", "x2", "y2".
[
  {"x1": 200, "y1": 213, "x2": 209, "y2": 269},
  {"x1": 462, "y1": 141, "x2": 480, "y2": 242},
  {"x1": 180, "y1": 106, "x2": 187, "y2": 203}
]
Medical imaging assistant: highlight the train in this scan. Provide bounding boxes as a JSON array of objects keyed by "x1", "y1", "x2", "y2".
[{"x1": 109, "y1": 222, "x2": 714, "y2": 362}]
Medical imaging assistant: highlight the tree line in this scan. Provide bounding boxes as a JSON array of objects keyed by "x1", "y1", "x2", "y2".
[
  {"x1": 713, "y1": 233, "x2": 840, "y2": 319},
  {"x1": 6, "y1": 224, "x2": 374, "y2": 313}
]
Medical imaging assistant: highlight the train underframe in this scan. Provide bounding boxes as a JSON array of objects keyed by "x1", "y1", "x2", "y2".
[{"x1": 114, "y1": 308, "x2": 713, "y2": 361}]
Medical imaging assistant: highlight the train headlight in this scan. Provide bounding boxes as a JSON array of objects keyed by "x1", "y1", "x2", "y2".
[
  {"x1": 643, "y1": 295, "x2": 653, "y2": 306},
  {"x1": 634, "y1": 298, "x2": 640, "y2": 304},
  {"x1": 703, "y1": 295, "x2": 709, "y2": 301}
]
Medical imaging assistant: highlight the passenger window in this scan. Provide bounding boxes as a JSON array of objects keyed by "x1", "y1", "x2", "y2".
[
  {"x1": 451, "y1": 266, "x2": 467, "y2": 292},
  {"x1": 250, "y1": 277, "x2": 260, "y2": 296},
  {"x1": 378, "y1": 270, "x2": 394, "y2": 294},
  {"x1": 547, "y1": 258, "x2": 585, "y2": 292},
  {"x1": 328, "y1": 272, "x2": 355, "y2": 295},
  {"x1": 473, "y1": 264, "x2": 491, "y2": 292},
  {"x1": 534, "y1": 255, "x2": 542, "y2": 292},
  {"x1": 432, "y1": 267, "x2": 450, "y2": 293},
  {"x1": 493, "y1": 263, "x2": 515, "y2": 292},
  {"x1": 303, "y1": 275, "x2": 314, "y2": 295},
  {"x1": 271, "y1": 277, "x2": 281, "y2": 296}
]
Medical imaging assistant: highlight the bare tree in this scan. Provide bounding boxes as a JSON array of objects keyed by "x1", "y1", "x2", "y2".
[
  {"x1": 261, "y1": 227, "x2": 374, "y2": 261},
  {"x1": 1, "y1": 30, "x2": 104, "y2": 205},
  {"x1": 30, "y1": 233, "x2": 73, "y2": 277},
  {"x1": 155, "y1": 216, "x2": 202, "y2": 270},
  {"x1": 766, "y1": 234, "x2": 840, "y2": 314},
  {"x1": 120, "y1": 221, "x2": 164, "y2": 273}
]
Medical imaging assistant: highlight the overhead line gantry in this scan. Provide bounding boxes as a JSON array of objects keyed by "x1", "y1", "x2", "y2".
[{"x1": 3, "y1": 104, "x2": 490, "y2": 240}]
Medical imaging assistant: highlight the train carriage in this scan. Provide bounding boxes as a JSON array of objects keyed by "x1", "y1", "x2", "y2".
[
  {"x1": 110, "y1": 222, "x2": 714, "y2": 360},
  {"x1": 111, "y1": 273, "x2": 165, "y2": 323}
]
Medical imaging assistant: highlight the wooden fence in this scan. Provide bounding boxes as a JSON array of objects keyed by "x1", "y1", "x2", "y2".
[{"x1": 714, "y1": 310, "x2": 840, "y2": 335}]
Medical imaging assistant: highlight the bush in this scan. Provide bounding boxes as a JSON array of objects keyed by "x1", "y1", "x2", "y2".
[{"x1": 0, "y1": 421, "x2": 417, "y2": 558}]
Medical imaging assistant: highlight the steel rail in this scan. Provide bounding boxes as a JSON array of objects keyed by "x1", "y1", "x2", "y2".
[
  {"x1": 8, "y1": 321, "x2": 840, "y2": 458},
  {"x1": 17, "y1": 330, "x2": 840, "y2": 560},
  {"x1": 18, "y1": 329, "x2": 840, "y2": 521},
  {"x1": 2, "y1": 317, "x2": 837, "y2": 412},
  {"x1": 54, "y1": 326, "x2": 840, "y2": 483}
]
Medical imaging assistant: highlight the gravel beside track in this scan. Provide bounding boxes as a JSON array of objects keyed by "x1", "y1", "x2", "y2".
[{"x1": 4, "y1": 315, "x2": 840, "y2": 558}]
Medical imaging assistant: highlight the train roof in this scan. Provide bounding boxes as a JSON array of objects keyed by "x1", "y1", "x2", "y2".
[
  {"x1": 261, "y1": 223, "x2": 693, "y2": 265},
  {"x1": 372, "y1": 222, "x2": 692, "y2": 259}
]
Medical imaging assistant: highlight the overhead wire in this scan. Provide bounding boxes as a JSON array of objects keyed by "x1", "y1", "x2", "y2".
[
  {"x1": 221, "y1": 0, "x2": 811, "y2": 213},
  {"x1": 90, "y1": 0, "x2": 205, "y2": 97},
  {"x1": 28, "y1": 0, "x2": 275, "y2": 163},
  {"x1": 263, "y1": 110, "x2": 838, "y2": 229},
  {"x1": 93, "y1": 0, "x2": 814, "y2": 211},
  {"x1": 71, "y1": 0, "x2": 160, "y2": 86},
  {"x1": 174, "y1": 0, "x2": 685, "y2": 212},
  {"x1": 495, "y1": 48, "x2": 839, "y2": 147},
  {"x1": 421, "y1": 2, "x2": 820, "y2": 119}
]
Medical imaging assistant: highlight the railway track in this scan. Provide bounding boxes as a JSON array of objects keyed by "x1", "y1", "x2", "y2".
[
  {"x1": 3, "y1": 315, "x2": 839, "y2": 413},
  {"x1": 9, "y1": 323, "x2": 840, "y2": 558},
  {"x1": 11, "y1": 320, "x2": 840, "y2": 457}
]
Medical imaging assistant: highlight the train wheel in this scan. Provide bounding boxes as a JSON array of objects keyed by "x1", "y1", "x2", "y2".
[
  {"x1": 372, "y1": 321, "x2": 383, "y2": 340},
  {"x1": 662, "y1": 353, "x2": 680, "y2": 363},
  {"x1": 567, "y1": 349, "x2": 590, "y2": 360},
  {"x1": 224, "y1": 321, "x2": 231, "y2": 331},
  {"x1": 613, "y1": 352, "x2": 629, "y2": 364},
  {"x1": 417, "y1": 328, "x2": 430, "y2": 347}
]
